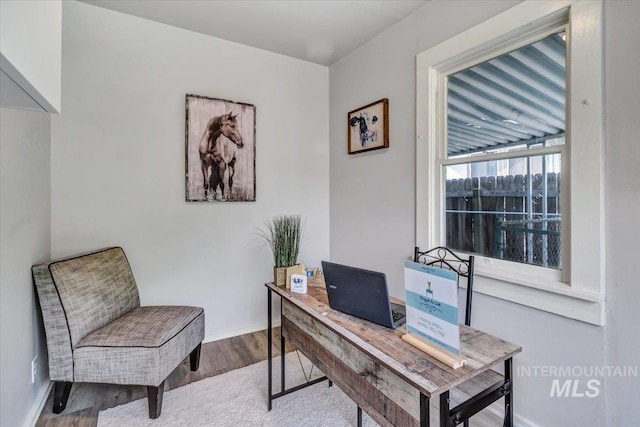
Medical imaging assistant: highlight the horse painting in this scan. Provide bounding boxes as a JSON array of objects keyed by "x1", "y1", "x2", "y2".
[
  {"x1": 186, "y1": 94, "x2": 256, "y2": 202},
  {"x1": 208, "y1": 132, "x2": 243, "y2": 200},
  {"x1": 198, "y1": 112, "x2": 243, "y2": 199}
]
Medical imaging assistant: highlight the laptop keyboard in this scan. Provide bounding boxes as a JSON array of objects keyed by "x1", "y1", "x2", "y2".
[{"x1": 392, "y1": 311, "x2": 405, "y2": 322}]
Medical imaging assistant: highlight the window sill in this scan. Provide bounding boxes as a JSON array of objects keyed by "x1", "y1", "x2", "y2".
[{"x1": 470, "y1": 267, "x2": 605, "y2": 326}]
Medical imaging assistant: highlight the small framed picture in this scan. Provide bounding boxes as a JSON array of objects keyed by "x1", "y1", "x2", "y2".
[
  {"x1": 347, "y1": 98, "x2": 389, "y2": 154},
  {"x1": 290, "y1": 274, "x2": 307, "y2": 294}
]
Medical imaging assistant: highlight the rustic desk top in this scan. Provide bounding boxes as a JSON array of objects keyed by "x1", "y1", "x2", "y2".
[{"x1": 266, "y1": 276, "x2": 521, "y2": 398}]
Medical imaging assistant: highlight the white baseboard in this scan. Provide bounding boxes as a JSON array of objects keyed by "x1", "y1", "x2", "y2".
[
  {"x1": 25, "y1": 380, "x2": 53, "y2": 427},
  {"x1": 485, "y1": 401, "x2": 540, "y2": 427},
  {"x1": 203, "y1": 320, "x2": 281, "y2": 343}
]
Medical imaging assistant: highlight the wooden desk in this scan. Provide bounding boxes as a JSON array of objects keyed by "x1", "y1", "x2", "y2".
[{"x1": 266, "y1": 276, "x2": 521, "y2": 427}]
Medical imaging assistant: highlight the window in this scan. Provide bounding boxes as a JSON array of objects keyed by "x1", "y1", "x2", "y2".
[
  {"x1": 416, "y1": 1, "x2": 604, "y2": 325},
  {"x1": 445, "y1": 31, "x2": 566, "y2": 271}
]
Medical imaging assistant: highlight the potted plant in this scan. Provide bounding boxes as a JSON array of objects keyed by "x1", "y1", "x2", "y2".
[{"x1": 258, "y1": 215, "x2": 306, "y2": 287}]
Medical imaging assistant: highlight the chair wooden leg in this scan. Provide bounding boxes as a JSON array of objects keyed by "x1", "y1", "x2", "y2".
[
  {"x1": 147, "y1": 381, "x2": 165, "y2": 419},
  {"x1": 190, "y1": 343, "x2": 202, "y2": 371},
  {"x1": 52, "y1": 381, "x2": 73, "y2": 414}
]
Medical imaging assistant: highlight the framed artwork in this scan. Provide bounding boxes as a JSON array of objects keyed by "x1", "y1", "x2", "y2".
[
  {"x1": 185, "y1": 94, "x2": 256, "y2": 202},
  {"x1": 347, "y1": 98, "x2": 389, "y2": 154}
]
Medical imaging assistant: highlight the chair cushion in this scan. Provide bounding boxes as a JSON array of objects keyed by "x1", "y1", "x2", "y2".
[
  {"x1": 77, "y1": 306, "x2": 202, "y2": 348},
  {"x1": 49, "y1": 247, "x2": 140, "y2": 348},
  {"x1": 73, "y1": 306, "x2": 204, "y2": 386}
]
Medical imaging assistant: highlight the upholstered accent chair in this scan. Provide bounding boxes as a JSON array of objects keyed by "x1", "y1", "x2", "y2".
[{"x1": 32, "y1": 247, "x2": 204, "y2": 419}]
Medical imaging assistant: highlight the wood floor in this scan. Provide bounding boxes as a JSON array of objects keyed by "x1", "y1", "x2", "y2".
[
  {"x1": 35, "y1": 328, "x2": 500, "y2": 426},
  {"x1": 35, "y1": 327, "x2": 294, "y2": 427}
]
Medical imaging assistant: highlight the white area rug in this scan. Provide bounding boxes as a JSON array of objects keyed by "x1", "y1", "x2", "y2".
[{"x1": 98, "y1": 352, "x2": 379, "y2": 427}]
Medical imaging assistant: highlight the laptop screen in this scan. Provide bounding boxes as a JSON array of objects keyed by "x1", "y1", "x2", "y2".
[{"x1": 321, "y1": 261, "x2": 402, "y2": 328}]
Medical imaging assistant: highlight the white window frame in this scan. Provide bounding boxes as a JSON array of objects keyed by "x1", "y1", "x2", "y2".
[{"x1": 416, "y1": 0, "x2": 604, "y2": 325}]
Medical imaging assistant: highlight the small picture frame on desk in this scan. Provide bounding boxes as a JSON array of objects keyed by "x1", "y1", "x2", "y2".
[
  {"x1": 290, "y1": 274, "x2": 307, "y2": 293},
  {"x1": 347, "y1": 98, "x2": 389, "y2": 154}
]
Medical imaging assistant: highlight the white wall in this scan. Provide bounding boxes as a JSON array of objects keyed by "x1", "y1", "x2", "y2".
[
  {"x1": 603, "y1": 2, "x2": 640, "y2": 425},
  {"x1": 4, "y1": 1, "x2": 636, "y2": 426},
  {"x1": 0, "y1": 108, "x2": 51, "y2": 427},
  {"x1": 330, "y1": 0, "x2": 516, "y2": 299},
  {"x1": 51, "y1": 2, "x2": 329, "y2": 341},
  {"x1": 330, "y1": 1, "x2": 639, "y2": 426},
  {"x1": 0, "y1": 0, "x2": 62, "y2": 112}
]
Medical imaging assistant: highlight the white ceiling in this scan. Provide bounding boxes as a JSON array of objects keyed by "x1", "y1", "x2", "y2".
[{"x1": 80, "y1": 0, "x2": 428, "y2": 66}]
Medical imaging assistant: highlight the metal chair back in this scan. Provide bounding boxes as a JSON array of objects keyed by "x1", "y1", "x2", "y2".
[{"x1": 413, "y1": 246, "x2": 475, "y2": 327}]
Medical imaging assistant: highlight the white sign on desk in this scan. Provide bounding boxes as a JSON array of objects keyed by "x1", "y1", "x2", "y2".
[
  {"x1": 290, "y1": 274, "x2": 307, "y2": 293},
  {"x1": 404, "y1": 260, "x2": 460, "y2": 355}
]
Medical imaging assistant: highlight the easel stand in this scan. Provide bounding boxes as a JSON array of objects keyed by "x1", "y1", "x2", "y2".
[{"x1": 402, "y1": 333, "x2": 467, "y2": 369}]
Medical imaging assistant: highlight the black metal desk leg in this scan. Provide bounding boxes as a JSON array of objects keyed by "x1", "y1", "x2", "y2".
[
  {"x1": 357, "y1": 406, "x2": 363, "y2": 427},
  {"x1": 280, "y1": 302, "x2": 285, "y2": 393},
  {"x1": 267, "y1": 289, "x2": 273, "y2": 411},
  {"x1": 505, "y1": 358, "x2": 513, "y2": 427},
  {"x1": 440, "y1": 391, "x2": 450, "y2": 427},
  {"x1": 420, "y1": 393, "x2": 430, "y2": 427}
]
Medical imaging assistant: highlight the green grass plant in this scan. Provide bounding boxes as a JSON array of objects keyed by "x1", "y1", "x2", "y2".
[{"x1": 258, "y1": 215, "x2": 303, "y2": 268}]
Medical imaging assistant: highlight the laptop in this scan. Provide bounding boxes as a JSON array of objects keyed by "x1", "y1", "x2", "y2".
[{"x1": 321, "y1": 261, "x2": 406, "y2": 329}]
